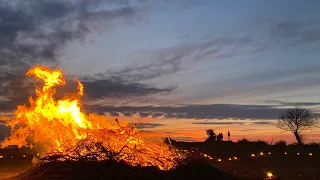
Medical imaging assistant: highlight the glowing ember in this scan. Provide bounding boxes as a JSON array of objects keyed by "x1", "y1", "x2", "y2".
[
  {"x1": 266, "y1": 172, "x2": 273, "y2": 179},
  {"x1": 0, "y1": 66, "x2": 180, "y2": 170}
]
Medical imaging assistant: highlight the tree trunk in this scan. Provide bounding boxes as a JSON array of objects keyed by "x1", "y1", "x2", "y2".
[{"x1": 294, "y1": 131, "x2": 302, "y2": 145}]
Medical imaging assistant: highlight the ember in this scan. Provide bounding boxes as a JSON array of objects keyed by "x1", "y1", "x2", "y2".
[{"x1": 0, "y1": 66, "x2": 181, "y2": 170}]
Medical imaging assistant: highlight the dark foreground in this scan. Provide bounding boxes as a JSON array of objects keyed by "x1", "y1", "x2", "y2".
[
  {"x1": 1, "y1": 141, "x2": 320, "y2": 180},
  {"x1": 12, "y1": 160, "x2": 241, "y2": 180}
]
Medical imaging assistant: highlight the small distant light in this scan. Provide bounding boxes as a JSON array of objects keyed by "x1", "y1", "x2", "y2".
[
  {"x1": 251, "y1": 153, "x2": 256, "y2": 157},
  {"x1": 22, "y1": 155, "x2": 26, "y2": 158},
  {"x1": 234, "y1": 156, "x2": 238, "y2": 160},
  {"x1": 10, "y1": 156, "x2": 13, "y2": 158},
  {"x1": 228, "y1": 157, "x2": 232, "y2": 161},
  {"x1": 260, "y1": 152, "x2": 264, "y2": 156},
  {"x1": 268, "y1": 152, "x2": 271, "y2": 155},
  {"x1": 217, "y1": 158, "x2": 222, "y2": 162},
  {"x1": 203, "y1": 154, "x2": 208, "y2": 157},
  {"x1": 209, "y1": 156, "x2": 213, "y2": 160},
  {"x1": 296, "y1": 152, "x2": 300, "y2": 156},
  {"x1": 309, "y1": 153, "x2": 313, "y2": 156},
  {"x1": 0, "y1": 155, "x2": 3, "y2": 159},
  {"x1": 267, "y1": 172, "x2": 273, "y2": 179},
  {"x1": 37, "y1": 154, "x2": 40, "y2": 156},
  {"x1": 184, "y1": 150, "x2": 187, "y2": 152},
  {"x1": 284, "y1": 152, "x2": 287, "y2": 155}
]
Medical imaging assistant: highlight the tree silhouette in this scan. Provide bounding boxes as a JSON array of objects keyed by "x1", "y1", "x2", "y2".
[
  {"x1": 274, "y1": 106, "x2": 318, "y2": 145},
  {"x1": 204, "y1": 129, "x2": 217, "y2": 143}
]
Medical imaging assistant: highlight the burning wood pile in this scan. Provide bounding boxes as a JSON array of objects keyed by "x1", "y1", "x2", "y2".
[{"x1": 0, "y1": 66, "x2": 181, "y2": 170}]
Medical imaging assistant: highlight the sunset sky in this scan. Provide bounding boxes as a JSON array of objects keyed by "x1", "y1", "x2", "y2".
[{"x1": 1, "y1": 0, "x2": 320, "y2": 143}]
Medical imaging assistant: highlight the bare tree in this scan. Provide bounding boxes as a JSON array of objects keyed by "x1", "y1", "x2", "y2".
[{"x1": 274, "y1": 106, "x2": 318, "y2": 145}]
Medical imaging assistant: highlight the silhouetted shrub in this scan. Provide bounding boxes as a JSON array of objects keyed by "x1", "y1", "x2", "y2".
[
  {"x1": 274, "y1": 140, "x2": 287, "y2": 147},
  {"x1": 306, "y1": 142, "x2": 319, "y2": 148},
  {"x1": 288, "y1": 142, "x2": 299, "y2": 147},
  {"x1": 252, "y1": 140, "x2": 269, "y2": 145},
  {"x1": 236, "y1": 138, "x2": 250, "y2": 144},
  {"x1": 204, "y1": 129, "x2": 217, "y2": 143}
]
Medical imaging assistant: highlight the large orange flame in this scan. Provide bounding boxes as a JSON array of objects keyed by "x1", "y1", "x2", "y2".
[{"x1": 1, "y1": 66, "x2": 180, "y2": 170}]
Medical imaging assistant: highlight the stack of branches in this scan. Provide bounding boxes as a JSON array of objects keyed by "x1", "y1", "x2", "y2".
[
  {"x1": 40, "y1": 138, "x2": 117, "y2": 163},
  {"x1": 40, "y1": 126, "x2": 181, "y2": 170}
]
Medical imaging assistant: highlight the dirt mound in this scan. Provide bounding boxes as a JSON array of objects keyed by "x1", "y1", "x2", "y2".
[{"x1": 14, "y1": 160, "x2": 243, "y2": 180}]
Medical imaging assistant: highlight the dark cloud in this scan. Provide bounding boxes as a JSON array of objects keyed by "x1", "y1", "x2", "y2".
[
  {"x1": 80, "y1": 77, "x2": 176, "y2": 99},
  {"x1": 0, "y1": 0, "x2": 138, "y2": 69},
  {"x1": 252, "y1": 121, "x2": 272, "y2": 125},
  {"x1": 86, "y1": 104, "x2": 286, "y2": 120},
  {"x1": 108, "y1": 58, "x2": 181, "y2": 81},
  {"x1": 265, "y1": 100, "x2": 320, "y2": 107},
  {"x1": 0, "y1": 0, "x2": 149, "y2": 111},
  {"x1": 238, "y1": 128, "x2": 260, "y2": 132},
  {"x1": 152, "y1": 113, "x2": 164, "y2": 118},
  {"x1": 190, "y1": 37, "x2": 261, "y2": 59},
  {"x1": 192, "y1": 122, "x2": 245, "y2": 125},
  {"x1": 129, "y1": 123, "x2": 163, "y2": 130},
  {"x1": 109, "y1": 112, "x2": 120, "y2": 117},
  {"x1": 192, "y1": 121, "x2": 273, "y2": 125},
  {"x1": 138, "y1": 112, "x2": 149, "y2": 118},
  {"x1": 270, "y1": 21, "x2": 320, "y2": 46},
  {"x1": 123, "y1": 112, "x2": 135, "y2": 117}
]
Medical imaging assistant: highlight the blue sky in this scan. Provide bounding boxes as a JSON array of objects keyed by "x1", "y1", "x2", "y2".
[
  {"x1": 59, "y1": 0, "x2": 320, "y2": 106},
  {"x1": 1, "y1": 0, "x2": 320, "y2": 142}
]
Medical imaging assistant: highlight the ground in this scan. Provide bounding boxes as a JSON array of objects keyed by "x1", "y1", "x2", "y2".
[
  {"x1": 0, "y1": 159, "x2": 31, "y2": 180},
  {"x1": 212, "y1": 153, "x2": 320, "y2": 179},
  {"x1": 173, "y1": 141, "x2": 320, "y2": 180},
  {"x1": 0, "y1": 142, "x2": 319, "y2": 180}
]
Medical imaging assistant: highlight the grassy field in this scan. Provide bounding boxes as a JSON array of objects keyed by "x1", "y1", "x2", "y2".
[{"x1": 0, "y1": 141, "x2": 319, "y2": 180}]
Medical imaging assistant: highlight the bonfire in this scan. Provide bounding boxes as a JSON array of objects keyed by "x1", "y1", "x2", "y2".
[{"x1": 0, "y1": 66, "x2": 181, "y2": 170}]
